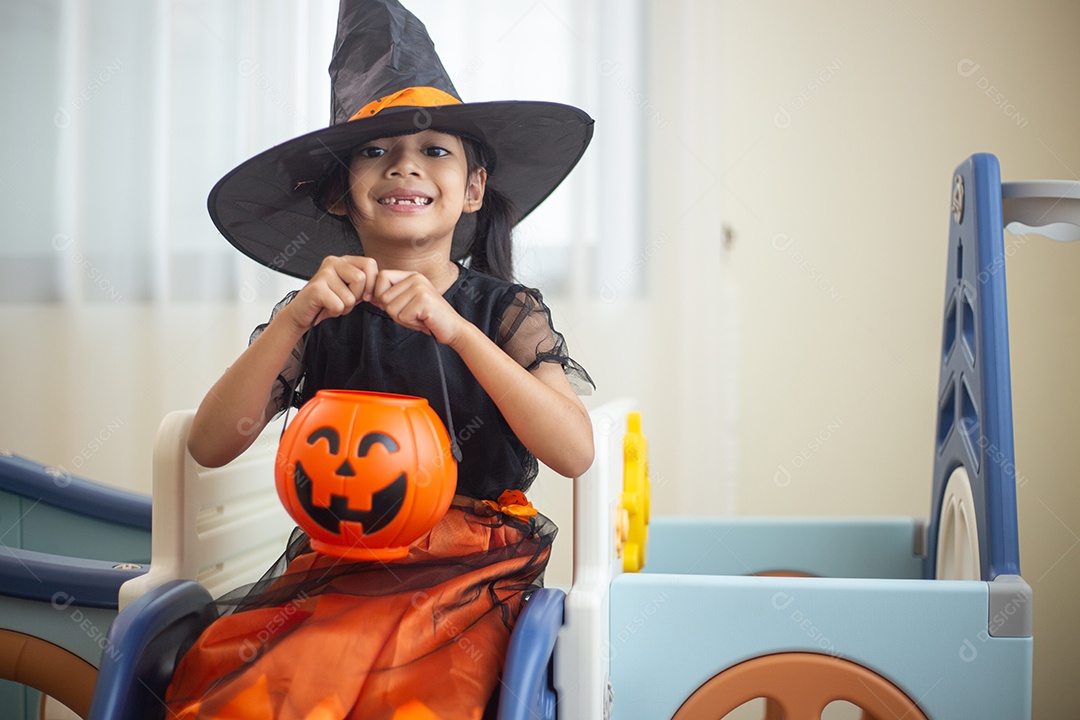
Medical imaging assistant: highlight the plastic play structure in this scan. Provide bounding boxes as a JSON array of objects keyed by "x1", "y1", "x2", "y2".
[
  {"x1": 3, "y1": 152, "x2": 1076, "y2": 718},
  {"x1": 0, "y1": 415, "x2": 292, "y2": 717},
  {"x1": 0, "y1": 453, "x2": 150, "y2": 715}
]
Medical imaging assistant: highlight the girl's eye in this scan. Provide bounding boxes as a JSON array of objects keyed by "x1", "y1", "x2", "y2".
[
  {"x1": 356, "y1": 146, "x2": 385, "y2": 159},
  {"x1": 424, "y1": 146, "x2": 450, "y2": 158}
]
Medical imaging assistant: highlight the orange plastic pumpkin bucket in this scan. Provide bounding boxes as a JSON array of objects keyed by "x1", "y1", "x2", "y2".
[{"x1": 275, "y1": 390, "x2": 458, "y2": 561}]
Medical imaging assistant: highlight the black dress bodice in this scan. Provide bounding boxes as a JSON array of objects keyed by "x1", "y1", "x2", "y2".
[{"x1": 255, "y1": 264, "x2": 592, "y2": 500}]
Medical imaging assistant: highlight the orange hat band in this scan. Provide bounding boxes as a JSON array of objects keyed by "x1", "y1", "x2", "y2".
[{"x1": 349, "y1": 86, "x2": 461, "y2": 121}]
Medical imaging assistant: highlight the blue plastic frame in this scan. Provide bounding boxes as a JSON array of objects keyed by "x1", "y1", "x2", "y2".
[
  {"x1": 925, "y1": 153, "x2": 1021, "y2": 580},
  {"x1": 88, "y1": 580, "x2": 216, "y2": 720},
  {"x1": 499, "y1": 588, "x2": 565, "y2": 720},
  {"x1": 0, "y1": 546, "x2": 145, "y2": 608},
  {"x1": 0, "y1": 452, "x2": 151, "y2": 531}
]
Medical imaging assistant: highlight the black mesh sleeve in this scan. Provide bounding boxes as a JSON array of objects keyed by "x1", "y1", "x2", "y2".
[
  {"x1": 249, "y1": 291, "x2": 307, "y2": 417},
  {"x1": 496, "y1": 288, "x2": 594, "y2": 395}
]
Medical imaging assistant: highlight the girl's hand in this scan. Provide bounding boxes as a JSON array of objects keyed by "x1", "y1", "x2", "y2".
[
  {"x1": 282, "y1": 255, "x2": 379, "y2": 334},
  {"x1": 372, "y1": 269, "x2": 466, "y2": 345}
]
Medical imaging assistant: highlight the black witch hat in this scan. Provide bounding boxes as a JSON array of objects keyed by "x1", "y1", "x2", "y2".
[{"x1": 208, "y1": 0, "x2": 594, "y2": 280}]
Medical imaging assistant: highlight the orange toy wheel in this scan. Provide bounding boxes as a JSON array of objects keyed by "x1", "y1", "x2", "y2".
[
  {"x1": 672, "y1": 652, "x2": 928, "y2": 720},
  {"x1": 0, "y1": 629, "x2": 96, "y2": 717}
]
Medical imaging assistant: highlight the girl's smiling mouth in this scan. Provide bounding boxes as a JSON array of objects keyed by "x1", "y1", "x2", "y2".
[{"x1": 378, "y1": 191, "x2": 433, "y2": 207}]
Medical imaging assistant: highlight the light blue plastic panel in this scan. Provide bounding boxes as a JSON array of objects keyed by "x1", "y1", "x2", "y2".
[
  {"x1": 0, "y1": 453, "x2": 149, "y2": 720},
  {"x1": 0, "y1": 682, "x2": 37, "y2": 720},
  {"x1": 926, "y1": 154, "x2": 1020, "y2": 580},
  {"x1": 0, "y1": 594, "x2": 119, "y2": 667},
  {"x1": 14, "y1": 504, "x2": 151, "y2": 564},
  {"x1": 644, "y1": 517, "x2": 923, "y2": 579},
  {"x1": 0, "y1": 591, "x2": 123, "y2": 720},
  {"x1": 0, "y1": 452, "x2": 151, "y2": 563},
  {"x1": 609, "y1": 573, "x2": 1031, "y2": 719},
  {"x1": 0, "y1": 549, "x2": 137, "y2": 720}
]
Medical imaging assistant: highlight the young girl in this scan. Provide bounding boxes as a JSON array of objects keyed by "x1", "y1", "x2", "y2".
[{"x1": 164, "y1": 1, "x2": 594, "y2": 718}]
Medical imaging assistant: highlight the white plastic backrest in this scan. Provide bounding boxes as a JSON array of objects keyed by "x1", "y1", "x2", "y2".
[
  {"x1": 555, "y1": 398, "x2": 635, "y2": 720},
  {"x1": 118, "y1": 410, "x2": 295, "y2": 610}
]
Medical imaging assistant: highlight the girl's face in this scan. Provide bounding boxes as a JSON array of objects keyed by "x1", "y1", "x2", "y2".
[{"x1": 344, "y1": 130, "x2": 486, "y2": 253}]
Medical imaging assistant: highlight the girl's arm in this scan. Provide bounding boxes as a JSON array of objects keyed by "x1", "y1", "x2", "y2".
[
  {"x1": 374, "y1": 271, "x2": 594, "y2": 478},
  {"x1": 451, "y1": 322, "x2": 594, "y2": 479},
  {"x1": 188, "y1": 256, "x2": 378, "y2": 467},
  {"x1": 187, "y1": 315, "x2": 306, "y2": 467}
]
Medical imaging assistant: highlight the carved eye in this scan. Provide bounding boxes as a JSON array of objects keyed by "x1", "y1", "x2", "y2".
[
  {"x1": 306, "y1": 427, "x2": 340, "y2": 454},
  {"x1": 358, "y1": 432, "x2": 399, "y2": 457}
]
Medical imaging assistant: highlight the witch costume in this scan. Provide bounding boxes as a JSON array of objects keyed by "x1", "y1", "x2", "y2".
[{"x1": 163, "y1": 0, "x2": 593, "y2": 717}]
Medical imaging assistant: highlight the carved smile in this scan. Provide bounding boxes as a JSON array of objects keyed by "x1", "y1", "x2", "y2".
[{"x1": 294, "y1": 463, "x2": 407, "y2": 536}]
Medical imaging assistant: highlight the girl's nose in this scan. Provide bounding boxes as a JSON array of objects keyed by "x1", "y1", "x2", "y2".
[{"x1": 385, "y1": 147, "x2": 421, "y2": 177}]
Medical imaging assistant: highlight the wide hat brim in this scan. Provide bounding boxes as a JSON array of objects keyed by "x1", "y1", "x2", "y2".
[{"x1": 208, "y1": 100, "x2": 593, "y2": 280}]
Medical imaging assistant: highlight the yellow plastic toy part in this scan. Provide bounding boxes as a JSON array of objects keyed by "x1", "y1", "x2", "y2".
[
  {"x1": 615, "y1": 506, "x2": 630, "y2": 561},
  {"x1": 620, "y1": 411, "x2": 650, "y2": 573}
]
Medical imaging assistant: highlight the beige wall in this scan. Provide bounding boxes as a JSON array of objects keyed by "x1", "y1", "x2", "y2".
[
  {"x1": 1, "y1": 303, "x2": 267, "y2": 489},
  {"x1": 642, "y1": 0, "x2": 1079, "y2": 717}
]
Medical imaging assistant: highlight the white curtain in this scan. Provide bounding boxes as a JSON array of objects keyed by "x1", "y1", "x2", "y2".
[{"x1": 0, "y1": 0, "x2": 644, "y2": 304}]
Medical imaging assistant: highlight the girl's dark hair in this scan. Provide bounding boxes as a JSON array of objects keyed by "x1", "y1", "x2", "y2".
[
  {"x1": 460, "y1": 137, "x2": 516, "y2": 281},
  {"x1": 315, "y1": 133, "x2": 518, "y2": 282}
]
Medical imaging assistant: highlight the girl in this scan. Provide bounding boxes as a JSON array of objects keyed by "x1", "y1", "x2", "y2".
[{"x1": 165, "y1": 0, "x2": 594, "y2": 717}]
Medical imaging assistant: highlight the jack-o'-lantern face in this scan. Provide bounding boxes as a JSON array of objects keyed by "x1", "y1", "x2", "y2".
[
  {"x1": 294, "y1": 428, "x2": 407, "y2": 536},
  {"x1": 276, "y1": 390, "x2": 458, "y2": 561}
]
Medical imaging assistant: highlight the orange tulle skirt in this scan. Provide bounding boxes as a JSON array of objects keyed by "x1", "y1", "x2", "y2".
[{"x1": 164, "y1": 496, "x2": 555, "y2": 719}]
